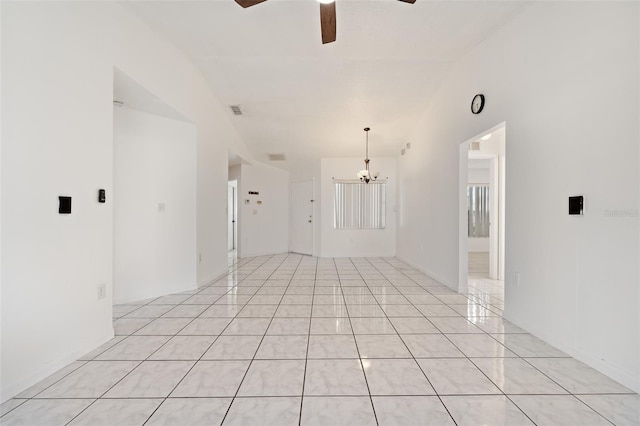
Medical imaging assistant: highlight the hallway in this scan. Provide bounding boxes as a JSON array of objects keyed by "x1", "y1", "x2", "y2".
[{"x1": 1, "y1": 254, "x2": 637, "y2": 425}]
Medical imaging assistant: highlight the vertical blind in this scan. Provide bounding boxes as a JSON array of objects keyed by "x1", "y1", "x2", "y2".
[
  {"x1": 468, "y1": 185, "x2": 490, "y2": 237},
  {"x1": 334, "y1": 182, "x2": 386, "y2": 229}
]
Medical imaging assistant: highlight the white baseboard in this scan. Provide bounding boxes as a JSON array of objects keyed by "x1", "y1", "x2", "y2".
[
  {"x1": 0, "y1": 327, "x2": 115, "y2": 403},
  {"x1": 397, "y1": 256, "x2": 639, "y2": 394},
  {"x1": 396, "y1": 256, "x2": 459, "y2": 291},
  {"x1": 240, "y1": 249, "x2": 289, "y2": 258},
  {"x1": 503, "y1": 309, "x2": 639, "y2": 394},
  {"x1": 113, "y1": 281, "x2": 198, "y2": 305},
  {"x1": 198, "y1": 267, "x2": 230, "y2": 288}
]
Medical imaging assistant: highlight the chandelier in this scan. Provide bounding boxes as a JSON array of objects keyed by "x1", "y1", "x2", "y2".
[{"x1": 357, "y1": 127, "x2": 380, "y2": 184}]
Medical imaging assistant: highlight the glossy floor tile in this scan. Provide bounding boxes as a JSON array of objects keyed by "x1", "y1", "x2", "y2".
[
  {"x1": 301, "y1": 396, "x2": 376, "y2": 426},
  {"x1": 372, "y1": 396, "x2": 455, "y2": 426},
  {"x1": 67, "y1": 399, "x2": 163, "y2": 426},
  {"x1": 510, "y1": 395, "x2": 613, "y2": 425},
  {"x1": 304, "y1": 359, "x2": 369, "y2": 396},
  {"x1": 441, "y1": 395, "x2": 534, "y2": 426},
  {"x1": 145, "y1": 398, "x2": 231, "y2": 426},
  {"x1": 2, "y1": 253, "x2": 637, "y2": 425},
  {"x1": 0, "y1": 399, "x2": 93, "y2": 426}
]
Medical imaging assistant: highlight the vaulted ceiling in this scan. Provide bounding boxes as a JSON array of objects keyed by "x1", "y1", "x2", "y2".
[{"x1": 120, "y1": 0, "x2": 528, "y2": 171}]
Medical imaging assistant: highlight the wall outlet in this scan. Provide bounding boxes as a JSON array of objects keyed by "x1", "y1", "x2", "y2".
[
  {"x1": 198, "y1": 253, "x2": 202, "y2": 263},
  {"x1": 97, "y1": 283, "x2": 106, "y2": 300}
]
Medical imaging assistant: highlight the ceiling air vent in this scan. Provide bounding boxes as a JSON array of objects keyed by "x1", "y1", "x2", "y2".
[
  {"x1": 230, "y1": 105, "x2": 242, "y2": 115},
  {"x1": 268, "y1": 153, "x2": 286, "y2": 161},
  {"x1": 470, "y1": 141, "x2": 481, "y2": 151}
]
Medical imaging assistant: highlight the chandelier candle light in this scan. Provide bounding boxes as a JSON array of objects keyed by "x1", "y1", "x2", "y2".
[{"x1": 357, "y1": 127, "x2": 380, "y2": 183}]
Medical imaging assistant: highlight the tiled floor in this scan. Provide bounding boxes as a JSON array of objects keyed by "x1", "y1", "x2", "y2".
[{"x1": 2, "y1": 254, "x2": 638, "y2": 425}]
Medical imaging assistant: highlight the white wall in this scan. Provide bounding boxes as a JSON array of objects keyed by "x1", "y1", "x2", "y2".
[
  {"x1": 468, "y1": 163, "x2": 490, "y2": 184},
  {"x1": 237, "y1": 163, "x2": 289, "y2": 258},
  {"x1": 320, "y1": 157, "x2": 397, "y2": 258},
  {"x1": 113, "y1": 107, "x2": 196, "y2": 304},
  {"x1": 1, "y1": 2, "x2": 252, "y2": 401},
  {"x1": 397, "y1": 2, "x2": 639, "y2": 391}
]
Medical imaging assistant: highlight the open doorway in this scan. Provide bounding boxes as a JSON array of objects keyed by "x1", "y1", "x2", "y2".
[
  {"x1": 113, "y1": 68, "x2": 197, "y2": 304},
  {"x1": 459, "y1": 123, "x2": 506, "y2": 303},
  {"x1": 228, "y1": 150, "x2": 246, "y2": 262}
]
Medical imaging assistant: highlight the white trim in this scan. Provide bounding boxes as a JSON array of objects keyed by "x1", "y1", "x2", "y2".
[
  {"x1": 503, "y1": 309, "x2": 639, "y2": 393},
  {"x1": 459, "y1": 122, "x2": 506, "y2": 292},
  {"x1": 396, "y1": 256, "x2": 459, "y2": 292},
  {"x1": 0, "y1": 328, "x2": 115, "y2": 403}
]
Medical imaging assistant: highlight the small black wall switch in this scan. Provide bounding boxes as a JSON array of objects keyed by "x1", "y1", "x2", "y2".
[
  {"x1": 98, "y1": 189, "x2": 106, "y2": 203},
  {"x1": 569, "y1": 196, "x2": 583, "y2": 215},
  {"x1": 59, "y1": 196, "x2": 72, "y2": 214}
]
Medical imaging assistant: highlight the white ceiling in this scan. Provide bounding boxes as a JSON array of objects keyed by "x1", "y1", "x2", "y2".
[{"x1": 120, "y1": 0, "x2": 528, "y2": 171}]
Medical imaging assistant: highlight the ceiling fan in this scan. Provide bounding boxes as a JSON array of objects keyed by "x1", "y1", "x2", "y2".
[{"x1": 234, "y1": 0, "x2": 416, "y2": 44}]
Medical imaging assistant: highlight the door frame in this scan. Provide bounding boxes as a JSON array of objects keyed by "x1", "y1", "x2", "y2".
[
  {"x1": 289, "y1": 178, "x2": 315, "y2": 256},
  {"x1": 458, "y1": 122, "x2": 506, "y2": 292}
]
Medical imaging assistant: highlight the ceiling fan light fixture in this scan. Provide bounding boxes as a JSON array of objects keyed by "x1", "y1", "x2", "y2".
[{"x1": 236, "y1": 0, "x2": 414, "y2": 44}]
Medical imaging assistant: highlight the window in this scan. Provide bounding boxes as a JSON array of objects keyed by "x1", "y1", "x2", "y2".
[
  {"x1": 468, "y1": 185, "x2": 490, "y2": 237},
  {"x1": 334, "y1": 182, "x2": 386, "y2": 229}
]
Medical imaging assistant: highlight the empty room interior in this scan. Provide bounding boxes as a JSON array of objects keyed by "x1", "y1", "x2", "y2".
[{"x1": 1, "y1": 1, "x2": 639, "y2": 425}]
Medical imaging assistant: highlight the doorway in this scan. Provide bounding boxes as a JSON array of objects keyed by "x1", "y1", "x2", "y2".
[
  {"x1": 228, "y1": 180, "x2": 238, "y2": 252},
  {"x1": 113, "y1": 68, "x2": 197, "y2": 304},
  {"x1": 290, "y1": 179, "x2": 314, "y2": 255},
  {"x1": 459, "y1": 124, "x2": 506, "y2": 299}
]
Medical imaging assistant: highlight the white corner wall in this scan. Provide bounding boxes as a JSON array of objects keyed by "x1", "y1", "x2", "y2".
[
  {"x1": 237, "y1": 163, "x2": 289, "y2": 258},
  {"x1": 320, "y1": 157, "x2": 397, "y2": 258},
  {"x1": 113, "y1": 107, "x2": 196, "y2": 304},
  {"x1": 397, "y1": 2, "x2": 639, "y2": 391},
  {"x1": 1, "y1": 2, "x2": 252, "y2": 401}
]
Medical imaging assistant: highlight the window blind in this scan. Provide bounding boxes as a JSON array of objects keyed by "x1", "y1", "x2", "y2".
[
  {"x1": 468, "y1": 185, "x2": 490, "y2": 237},
  {"x1": 334, "y1": 182, "x2": 386, "y2": 229}
]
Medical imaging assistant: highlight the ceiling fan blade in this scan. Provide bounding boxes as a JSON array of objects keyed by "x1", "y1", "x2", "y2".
[
  {"x1": 320, "y1": 2, "x2": 336, "y2": 44},
  {"x1": 397, "y1": 0, "x2": 416, "y2": 3},
  {"x1": 234, "y1": 0, "x2": 268, "y2": 8}
]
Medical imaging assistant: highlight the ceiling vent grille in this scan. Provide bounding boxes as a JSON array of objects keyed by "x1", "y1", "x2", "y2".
[
  {"x1": 470, "y1": 141, "x2": 481, "y2": 151},
  {"x1": 230, "y1": 105, "x2": 242, "y2": 115},
  {"x1": 268, "y1": 153, "x2": 286, "y2": 161}
]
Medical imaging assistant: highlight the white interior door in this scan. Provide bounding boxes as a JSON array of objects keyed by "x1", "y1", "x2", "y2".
[
  {"x1": 228, "y1": 181, "x2": 237, "y2": 251},
  {"x1": 291, "y1": 179, "x2": 313, "y2": 255}
]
